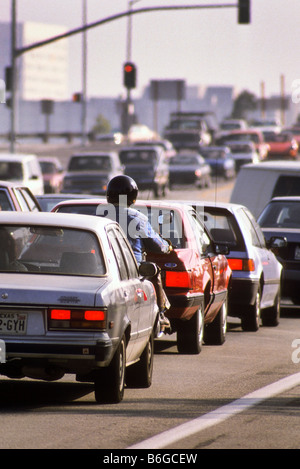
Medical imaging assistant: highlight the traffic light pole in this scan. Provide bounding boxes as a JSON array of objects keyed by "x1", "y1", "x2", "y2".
[{"x1": 10, "y1": 0, "x2": 17, "y2": 153}]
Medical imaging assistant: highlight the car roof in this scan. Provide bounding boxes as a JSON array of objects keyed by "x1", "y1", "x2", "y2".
[
  {"x1": 0, "y1": 211, "x2": 116, "y2": 231},
  {"x1": 269, "y1": 196, "x2": 300, "y2": 202},
  {"x1": 0, "y1": 153, "x2": 38, "y2": 161},
  {"x1": 53, "y1": 197, "x2": 192, "y2": 212},
  {"x1": 240, "y1": 161, "x2": 300, "y2": 171}
]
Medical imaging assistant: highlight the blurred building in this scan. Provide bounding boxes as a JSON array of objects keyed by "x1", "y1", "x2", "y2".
[{"x1": 0, "y1": 21, "x2": 68, "y2": 101}]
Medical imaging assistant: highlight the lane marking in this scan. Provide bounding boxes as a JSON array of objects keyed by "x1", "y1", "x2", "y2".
[{"x1": 128, "y1": 372, "x2": 300, "y2": 449}]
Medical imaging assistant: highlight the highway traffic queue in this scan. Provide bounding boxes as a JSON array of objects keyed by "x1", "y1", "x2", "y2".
[{"x1": 0, "y1": 113, "x2": 299, "y2": 403}]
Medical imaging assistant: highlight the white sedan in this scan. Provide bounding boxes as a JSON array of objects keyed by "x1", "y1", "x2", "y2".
[{"x1": 0, "y1": 212, "x2": 159, "y2": 403}]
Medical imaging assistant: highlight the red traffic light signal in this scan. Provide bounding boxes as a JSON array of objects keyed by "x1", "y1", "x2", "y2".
[
  {"x1": 238, "y1": 0, "x2": 250, "y2": 24},
  {"x1": 72, "y1": 92, "x2": 82, "y2": 102},
  {"x1": 123, "y1": 62, "x2": 136, "y2": 89}
]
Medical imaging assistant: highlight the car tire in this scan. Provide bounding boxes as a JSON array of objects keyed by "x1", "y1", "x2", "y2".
[
  {"x1": 241, "y1": 288, "x2": 261, "y2": 332},
  {"x1": 204, "y1": 297, "x2": 228, "y2": 345},
  {"x1": 126, "y1": 331, "x2": 154, "y2": 388},
  {"x1": 261, "y1": 292, "x2": 280, "y2": 327},
  {"x1": 94, "y1": 335, "x2": 126, "y2": 403},
  {"x1": 177, "y1": 306, "x2": 204, "y2": 354}
]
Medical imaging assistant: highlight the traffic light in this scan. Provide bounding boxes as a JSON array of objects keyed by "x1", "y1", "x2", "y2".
[
  {"x1": 123, "y1": 62, "x2": 136, "y2": 89},
  {"x1": 238, "y1": 0, "x2": 250, "y2": 24},
  {"x1": 72, "y1": 92, "x2": 82, "y2": 102}
]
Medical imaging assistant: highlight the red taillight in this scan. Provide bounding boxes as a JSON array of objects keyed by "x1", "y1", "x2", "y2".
[
  {"x1": 84, "y1": 310, "x2": 105, "y2": 321},
  {"x1": 228, "y1": 258, "x2": 255, "y2": 271},
  {"x1": 48, "y1": 308, "x2": 106, "y2": 330},
  {"x1": 50, "y1": 309, "x2": 71, "y2": 320},
  {"x1": 165, "y1": 271, "x2": 191, "y2": 288}
]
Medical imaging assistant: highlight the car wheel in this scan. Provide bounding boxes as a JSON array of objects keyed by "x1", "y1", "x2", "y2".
[
  {"x1": 126, "y1": 331, "x2": 154, "y2": 388},
  {"x1": 241, "y1": 288, "x2": 261, "y2": 332},
  {"x1": 204, "y1": 297, "x2": 228, "y2": 345},
  {"x1": 94, "y1": 335, "x2": 126, "y2": 403},
  {"x1": 177, "y1": 306, "x2": 204, "y2": 354},
  {"x1": 261, "y1": 292, "x2": 280, "y2": 327}
]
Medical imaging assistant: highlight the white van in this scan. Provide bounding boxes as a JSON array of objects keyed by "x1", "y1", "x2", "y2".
[
  {"x1": 230, "y1": 161, "x2": 300, "y2": 218},
  {"x1": 0, "y1": 153, "x2": 44, "y2": 195}
]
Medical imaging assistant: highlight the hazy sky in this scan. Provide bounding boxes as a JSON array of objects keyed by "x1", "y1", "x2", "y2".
[{"x1": 2, "y1": 0, "x2": 299, "y2": 100}]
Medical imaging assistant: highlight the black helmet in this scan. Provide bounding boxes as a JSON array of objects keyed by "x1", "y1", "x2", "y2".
[{"x1": 106, "y1": 175, "x2": 138, "y2": 206}]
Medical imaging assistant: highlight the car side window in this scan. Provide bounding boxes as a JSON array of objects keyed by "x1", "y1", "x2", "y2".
[
  {"x1": 13, "y1": 189, "x2": 30, "y2": 211},
  {"x1": 19, "y1": 188, "x2": 40, "y2": 212},
  {"x1": 116, "y1": 233, "x2": 139, "y2": 279},
  {"x1": 244, "y1": 208, "x2": 266, "y2": 248},
  {"x1": 238, "y1": 208, "x2": 261, "y2": 248},
  {"x1": 0, "y1": 189, "x2": 13, "y2": 211},
  {"x1": 107, "y1": 228, "x2": 129, "y2": 280},
  {"x1": 188, "y1": 211, "x2": 211, "y2": 255}
]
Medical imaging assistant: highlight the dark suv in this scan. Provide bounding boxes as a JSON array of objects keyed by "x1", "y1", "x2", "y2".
[{"x1": 119, "y1": 145, "x2": 169, "y2": 198}]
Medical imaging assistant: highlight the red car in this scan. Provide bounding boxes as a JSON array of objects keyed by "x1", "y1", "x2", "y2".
[
  {"x1": 0, "y1": 181, "x2": 41, "y2": 212},
  {"x1": 52, "y1": 198, "x2": 232, "y2": 354},
  {"x1": 263, "y1": 131, "x2": 299, "y2": 159}
]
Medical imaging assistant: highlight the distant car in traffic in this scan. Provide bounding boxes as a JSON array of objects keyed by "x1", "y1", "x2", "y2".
[
  {"x1": 216, "y1": 129, "x2": 269, "y2": 160},
  {"x1": 39, "y1": 156, "x2": 65, "y2": 193},
  {"x1": 263, "y1": 131, "x2": 299, "y2": 159},
  {"x1": 168, "y1": 151, "x2": 212, "y2": 188},
  {"x1": 62, "y1": 151, "x2": 123, "y2": 195},
  {"x1": 222, "y1": 140, "x2": 260, "y2": 171},
  {"x1": 258, "y1": 196, "x2": 300, "y2": 304},
  {"x1": 203, "y1": 201, "x2": 283, "y2": 331},
  {"x1": 0, "y1": 211, "x2": 159, "y2": 403},
  {"x1": 52, "y1": 198, "x2": 232, "y2": 354},
  {"x1": 0, "y1": 153, "x2": 44, "y2": 195},
  {"x1": 0, "y1": 181, "x2": 41, "y2": 212},
  {"x1": 119, "y1": 145, "x2": 169, "y2": 198},
  {"x1": 200, "y1": 146, "x2": 236, "y2": 179}
]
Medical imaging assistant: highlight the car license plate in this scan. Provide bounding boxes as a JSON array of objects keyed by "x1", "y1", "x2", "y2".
[
  {"x1": 0, "y1": 312, "x2": 27, "y2": 335},
  {"x1": 295, "y1": 246, "x2": 300, "y2": 260}
]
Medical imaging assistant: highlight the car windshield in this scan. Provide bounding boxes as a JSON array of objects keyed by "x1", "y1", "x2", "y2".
[
  {"x1": 0, "y1": 225, "x2": 106, "y2": 275},
  {"x1": 119, "y1": 150, "x2": 157, "y2": 165},
  {"x1": 69, "y1": 156, "x2": 112, "y2": 171},
  {"x1": 0, "y1": 162, "x2": 23, "y2": 180},
  {"x1": 258, "y1": 201, "x2": 300, "y2": 228}
]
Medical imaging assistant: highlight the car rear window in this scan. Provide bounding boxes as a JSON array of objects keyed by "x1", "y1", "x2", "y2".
[
  {"x1": 0, "y1": 225, "x2": 106, "y2": 276},
  {"x1": 119, "y1": 150, "x2": 157, "y2": 165},
  {"x1": 0, "y1": 162, "x2": 23, "y2": 180},
  {"x1": 204, "y1": 209, "x2": 245, "y2": 250},
  {"x1": 68, "y1": 156, "x2": 111, "y2": 171},
  {"x1": 272, "y1": 176, "x2": 300, "y2": 198},
  {"x1": 259, "y1": 201, "x2": 300, "y2": 228}
]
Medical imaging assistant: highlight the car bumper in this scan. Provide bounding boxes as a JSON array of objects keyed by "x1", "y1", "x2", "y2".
[
  {"x1": 228, "y1": 277, "x2": 259, "y2": 316},
  {"x1": 165, "y1": 292, "x2": 204, "y2": 320},
  {"x1": 2, "y1": 333, "x2": 114, "y2": 366}
]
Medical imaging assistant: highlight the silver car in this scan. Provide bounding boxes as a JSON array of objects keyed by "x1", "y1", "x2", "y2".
[{"x1": 0, "y1": 212, "x2": 158, "y2": 403}]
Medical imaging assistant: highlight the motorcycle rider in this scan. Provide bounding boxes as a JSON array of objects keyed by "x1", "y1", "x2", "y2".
[{"x1": 105, "y1": 175, "x2": 172, "y2": 332}]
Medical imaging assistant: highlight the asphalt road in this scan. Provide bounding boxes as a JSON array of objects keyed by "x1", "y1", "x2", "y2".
[{"x1": 0, "y1": 142, "x2": 300, "y2": 451}]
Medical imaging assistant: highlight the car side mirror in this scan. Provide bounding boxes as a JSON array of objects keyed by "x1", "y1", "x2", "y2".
[
  {"x1": 215, "y1": 243, "x2": 230, "y2": 255},
  {"x1": 267, "y1": 236, "x2": 287, "y2": 249},
  {"x1": 139, "y1": 261, "x2": 158, "y2": 279}
]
